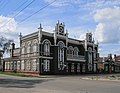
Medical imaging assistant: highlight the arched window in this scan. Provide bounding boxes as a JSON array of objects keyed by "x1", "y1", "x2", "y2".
[
  {"x1": 27, "y1": 42, "x2": 31, "y2": 54},
  {"x1": 73, "y1": 47, "x2": 79, "y2": 56},
  {"x1": 43, "y1": 59, "x2": 50, "y2": 72},
  {"x1": 22, "y1": 47, "x2": 25, "y2": 54},
  {"x1": 42, "y1": 39, "x2": 51, "y2": 55},
  {"x1": 57, "y1": 41, "x2": 65, "y2": 70},
  {"x1": 21, "y1": 43, "x2": 25, "y2": 54},
  {"x1": 67, "y1": 46, "x2": 73, "y2": 55},
  {"x1": 32, "y1": 44, "x2": 38, "y2": 53},
  {"x1": 32, "y1": 40, "x2": 38, "y2": 53},
  {"x1": 88, "y1": 47, "x2": 93, "y2": 71}
]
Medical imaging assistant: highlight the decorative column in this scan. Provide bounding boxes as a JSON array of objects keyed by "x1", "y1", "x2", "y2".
[
  {"x1": 66, "y1": 30, "x2": 68, "y2": 46},
  {"x1": 38, "y1": 23, "x2": 43, "y2": 75},
  {"x1": 38, "y1": 23, "x2": 42, "y2": 44},
  {"x1": 54, "y1": 30, "x2": 57, "y2": 45}
]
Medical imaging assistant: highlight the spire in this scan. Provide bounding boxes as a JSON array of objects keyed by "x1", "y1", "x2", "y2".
[
  {"x1": 93, "y1": 38, "x2": 95, "y2": 43},
  {"x1": 66, "y1": 29, "x2": 68, "y2": 35},
  {"x1": 57, "y1": 20, "x2": 59, "y2": 24},
  {"x1": 19, "y1": 32, "x2": 22, "y2": 38},
  {"x1": 38, "y1": 23, "x2": 43, "y2": 31}
]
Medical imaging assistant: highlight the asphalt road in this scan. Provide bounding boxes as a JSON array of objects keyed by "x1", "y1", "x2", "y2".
[{"x1": 0, "y1": 74, "x2": 120, "y2": 93}]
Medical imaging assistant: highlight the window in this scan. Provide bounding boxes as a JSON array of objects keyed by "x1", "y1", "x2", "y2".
[
  {"x1": 88, "y1": 47, "x2": 93, "y2": 71},
  {"x1": 27, "y1": 45, "x2": 31, "y2": 53},
  {"x1": 17, "y1": 61, "x2": 20, "y2": 70},
  {"x1": 33, "y1": 44, "x2": 38, "y2": 53},
  {"x1": 36, "y1": 60, "x2": 39, "y2": 71},
  {"x1": 43, "y1": 59, "x2": 50, "y2": 72},
  {"x1": 21, "y1": 60, "x2": 24, "y2": 70},
  {"x1": 58, "y1": 41, "x2": 65, "y2": 70},
  {"x1": 22, "y1": 47, "x2": 25, "y2": 54},
  {"x1": 73, "y1": 47, "x2": 79, "y2": 56},
  {"x1": 71, "y1": 63, "x2": 74, "y2": 72},
  {"x1": 42, "y1": 39, "x2": 51, "y2": 55},
  {"x1": 77, "y1": 63, "x2": 80, "y2": 72},
  {"x1": 67, "y1": 46, "x2": 73, "y2": 54},
  {"x1": 31, "y1": 59, "x2": 37, "y2": 71}
]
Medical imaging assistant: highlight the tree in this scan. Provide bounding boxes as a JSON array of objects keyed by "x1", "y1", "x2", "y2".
[
  {"x1": 0, "y1": 36, "x2": 13, "y2": 53},
  {"x1": 0, "y1": 36, "x2": 13, "y2": 71}
]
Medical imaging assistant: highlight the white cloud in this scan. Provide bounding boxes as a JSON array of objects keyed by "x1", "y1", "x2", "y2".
[
  {"x1": 0, "y1": 16, "x2": 17, "y2": 32},
  {"x1": 44, "y1": 0, "x2": 120, "y2": 9},
  {"x1": 94, "y1": 7, "x2": 120, "y2": 43},
  {"x1": 0, "y1": 16, "x2": 19, "y2": 47},
  {"x1": 44, "y1": 0, "x2": 69, "y2": 7},
  {"x1": 78, "y1": 0, "x2": 120, "y2": 11},
  {"x1": 44, "y1": 0, "x2": 83, "y2": 7}
]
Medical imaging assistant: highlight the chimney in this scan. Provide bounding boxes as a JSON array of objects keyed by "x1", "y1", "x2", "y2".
[
  {"x1": 11, "y1": 43, "x2": 15, "y2": 57},
  {"x1": 114, "y1": 54, "x2": 117, "y2": 61},
  {"x1": 12, "y1": 43, "x2": 15, "y2": 50}
]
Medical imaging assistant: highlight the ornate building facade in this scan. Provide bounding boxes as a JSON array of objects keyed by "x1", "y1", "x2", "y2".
[{"x1": 4, "y1": 21, "x2": 99, "y2": 75}]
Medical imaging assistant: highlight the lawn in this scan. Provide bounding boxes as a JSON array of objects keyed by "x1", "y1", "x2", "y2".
[{"x1": 0, "y1": 71, "x2": 28, "y2": 77}]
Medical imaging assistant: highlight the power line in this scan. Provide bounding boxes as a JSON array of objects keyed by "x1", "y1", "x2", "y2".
[
  {"x1": 0, "y1": 0, "x2": 36, "y2": 29},
  {"x1": 0, "y1": 0, "x2": 8, "y2": 13},
  {"x1": 18, "y1": 0, "x2": 57, "y2": 24},
  {"x1": 13, "y1": 0, "x2": 29, "y2": 12},
  {"x1": 0, "y1": 0, "x2": 4, "y2": 8}
]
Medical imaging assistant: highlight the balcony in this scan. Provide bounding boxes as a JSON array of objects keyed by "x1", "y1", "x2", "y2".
[{"x1": 67, "y1": 54, "x2": 85, "y2": 62}]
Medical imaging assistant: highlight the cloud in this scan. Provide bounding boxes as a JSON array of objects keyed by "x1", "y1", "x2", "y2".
[
  {"x1": 94, "y1": 7, "x2": 120, "y2": 43},
  {"x1": 44, "y1": 0, "x2": 91, "y2": 7},
  {"x1": 0, "y1": 16, "x2": 19, "y2": 47},
  {"x1": 0, "y1": 15, "x2": 17, "y2": 32},
  {"x1": 44, "y1": 0, "x2": 72, "y2": 7},
  {"x1": 44, "y1": 0, "x2": 120, "y2": 9}
]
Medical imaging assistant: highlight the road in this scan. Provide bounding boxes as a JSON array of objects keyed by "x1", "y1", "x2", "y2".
[{"x1": 0, "y1": 74, "x2": 120, "y2": 93}]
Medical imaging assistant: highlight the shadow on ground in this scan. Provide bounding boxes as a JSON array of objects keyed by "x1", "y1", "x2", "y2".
[{"x1": 0, "y1": 78, "x2": 52, "y2": 88}]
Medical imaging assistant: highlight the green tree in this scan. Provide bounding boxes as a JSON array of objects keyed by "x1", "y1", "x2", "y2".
[{"x1": 0, "y1": 36, "x2": 13, "y2": 70}]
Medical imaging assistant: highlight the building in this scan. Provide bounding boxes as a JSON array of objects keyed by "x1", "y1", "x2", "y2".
[
  {"x1": 4, "y1": 21, "x2": 99, "y2": 75},
  {"x1": 98, "y1": 54, "x2": 120, "y2": 73}
]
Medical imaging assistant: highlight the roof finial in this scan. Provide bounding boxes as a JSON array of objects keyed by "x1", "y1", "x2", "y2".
[
  {"x1": 57, "y1": 20, "x2": 59, "y2": 24},
  {"x1": 19, "y1": 32, "x2": 22, "y2": 38},
  {"x1": 93, "y1": 38, "x2": 94, "y2": 43},
  {"x1": 38, "y1": 23, "x2": 43, "y2": 30}
]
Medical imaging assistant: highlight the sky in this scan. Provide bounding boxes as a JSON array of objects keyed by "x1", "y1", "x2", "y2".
[{"x1": 0, "y1": 0, "x2": 120, "y2": 57}]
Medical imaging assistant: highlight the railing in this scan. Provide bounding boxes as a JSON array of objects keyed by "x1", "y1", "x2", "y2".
[
  {"x1": 67, "y1": 54, "x2": 85, "y2": 61},
  {"x1": 21, "y1": 52, "x2": 53, "y2": 58}
]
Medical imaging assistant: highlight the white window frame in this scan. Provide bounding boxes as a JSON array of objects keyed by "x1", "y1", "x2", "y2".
[
  {"x1": 57, "y1": 41, "x2": 65, "y2": 70},
  {"x1": 73, "y1": 47, "x2": 79, "y2": 56},
  {"x1": 42, "y1": 39, "x2": 51, "y2": 56},
  {"x1": 67, "y1": 46, "x2": 73, "y2": 55},
  {"x1": 88, "y1": 47, "x2": 93, "y2": 71},
  {"x1": 43, "y1": 59, "x2": 50, "y2": 72},
  {"x1": 27, "y1": 45, "x2": 31, "y2": 53},
  {"x1": 33, "y1": 44, "x2": 38, "y2": 53}
]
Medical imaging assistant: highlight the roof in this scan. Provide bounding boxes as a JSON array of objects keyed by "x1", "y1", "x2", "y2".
[
  {"x1": 98, "y1": 57, "x2": 109, "y2": 62},
  {"x1": 115, "y1": 55, "x2": 120, "y2": 62}
]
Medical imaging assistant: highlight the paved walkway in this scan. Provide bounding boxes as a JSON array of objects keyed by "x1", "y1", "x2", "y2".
[{"x1": 0, "y1": 74, "x2": 120, "y2": 93}]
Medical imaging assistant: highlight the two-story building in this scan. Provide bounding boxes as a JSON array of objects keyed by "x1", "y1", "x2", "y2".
[{"x1": 4, "y1": 21, "x2": 99, "y2": 75}]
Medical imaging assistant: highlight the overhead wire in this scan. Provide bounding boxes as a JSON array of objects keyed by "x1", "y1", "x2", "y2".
[
  {"x1": 13, "y1": 0, "x2": 29, "y2": 12},
  {"x1": 0, "y1": 0, "x2": 8, "y2": 13},
  {"x1": 18, "y1": 0, "x2": 57, "y2": 24},
  {"x1": 0, "y1": 0, "x2": 36, "y2": 29}
]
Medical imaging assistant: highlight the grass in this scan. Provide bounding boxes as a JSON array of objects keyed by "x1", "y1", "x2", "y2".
[{"x1": 0, "y1": 71, "x2": 29, "y2": 77}]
